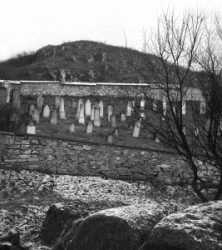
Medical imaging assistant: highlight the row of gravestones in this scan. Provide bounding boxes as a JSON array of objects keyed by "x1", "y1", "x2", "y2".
[{"x1": 26, "y1": 96, "x2": 161, "y2": 142}]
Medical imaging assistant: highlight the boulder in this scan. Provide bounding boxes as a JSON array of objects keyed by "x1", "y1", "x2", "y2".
[
  {"x1": 141, "y1": 201, "x2": 222, "y2": 250},
  {"x1": 0, "y1": 229, "x2": 26, "y2": 250},
  {"x1": 52, "y1": 203, "x2": 168, "y2": 250},
  {"x1": 40, "y1": 201, "x2": 89, "y2": 245}
]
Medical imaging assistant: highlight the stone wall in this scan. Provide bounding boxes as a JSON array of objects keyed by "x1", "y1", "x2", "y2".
[{"x1": 0, "y1": 132, "x2": 219, "y2": 186}]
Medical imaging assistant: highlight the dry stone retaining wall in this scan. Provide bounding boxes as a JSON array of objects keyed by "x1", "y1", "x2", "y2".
[{"x1": 0, "y1": 132, "x2": 219, "y2": 185}]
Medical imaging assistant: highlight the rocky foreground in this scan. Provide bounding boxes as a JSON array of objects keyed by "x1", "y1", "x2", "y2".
[{"x1": 0, "y1": 168, "x2": 203, "y2": 249}]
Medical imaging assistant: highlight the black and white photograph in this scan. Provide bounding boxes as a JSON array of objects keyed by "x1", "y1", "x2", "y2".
[{"x1": 0, "y1": 0, "x2": 222, "y2": 249}]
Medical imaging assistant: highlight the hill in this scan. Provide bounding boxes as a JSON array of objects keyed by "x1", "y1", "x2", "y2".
[{"x1": 0, "y1": 40, "x2": 157, "y2": 82}]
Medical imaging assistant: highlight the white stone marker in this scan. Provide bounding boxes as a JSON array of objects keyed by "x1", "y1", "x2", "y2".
[
  {"x1": 43, "y1": 105, "x2": 50, "y2": 118},
  {"x1": 120, "y1": 111, "x2": 126, "y2": 122},
  {"x1": 37, "y1": 95, "x2": 44, "y2": 110},
  {"x1": 99, "y1": 101, "x2": 104, "y2": 118},
  {"x1": 107, "y1": 105, "x2": 113, "y2": 122},
  {"x1": 55, "y1": 96, "x2": 61, "y2": 109},
  {"x1": 94, "y1": 105, "x2": 101, "y2": 127},
  {"x1": 69, "y1": 124, "x2": 75, "y2": 133},
  {"x1": 29, "y1": 104, "x2": 35, "y2": 115},
  {"x1": 78, "y1": 104, "x2": 85, "y2": 124},
  {"x1": 162, "y1": 97, "x2": 167, "y2": 116},
  {"x1": 90, "y1": 105, "x2": 95, "y2": 121},
  {"x1": 113, "y1": 128, "x2": 119, "y2": 136},
  {"x1": 110, "y1": 114, "x2": 117, "y2": 128},
  {"x1": 126, "y1": 101, "x2": 133, "y2": 116},
  {"x1": 76, "y1": 98, "x2": 84, "y2": 119},
  {"x1": 182, "y1": 101, "x2": 186, "y2": 115},
  {"x1": 50, "y1": 110, "x2": 58, "y2": 125},
  {"x1": 133, "y1": 120, "x2": 141, "y2": 137},
  {"x1": 107, "y1": 134, "x2": 113, "y2": 143},
  {"x1": 59, "y1": 97, "x2": 66, "y2": 119},
  {"x1": 140, "y1": 98, "x2": 145, "y2": 110},
  {"x1": 86, "y1": 120, "x2": 93, "y2": 133},
  {"x1": 32, "y1": 109, "x2": 40, "y2": 124},
  {"x1": 26, "y1": 120, "x2": 36, "y2": 134},
  {"x1": 85, "y1": 99, "x2": 92, "y2": 116}
]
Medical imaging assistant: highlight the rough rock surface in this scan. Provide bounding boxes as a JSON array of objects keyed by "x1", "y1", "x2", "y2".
[
  {"x1": 52, "y1": 203, "x2": 169, "y2": 250},
  {"x1": 141, "y1": 201, "x2": 222, "y2": 250}
]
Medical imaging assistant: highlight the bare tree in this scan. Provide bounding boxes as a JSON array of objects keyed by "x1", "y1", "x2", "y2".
[{"x1": 132, "y1": 10, "x2": 222, "y2": 201}]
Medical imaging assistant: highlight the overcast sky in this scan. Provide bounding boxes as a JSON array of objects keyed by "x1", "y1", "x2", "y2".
[{"x1": 0, "y1": 0, "x2": 221, "y2": 61}]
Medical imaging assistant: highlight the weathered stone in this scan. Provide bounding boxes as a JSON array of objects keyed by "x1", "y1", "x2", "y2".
[
  {"x1": 141, "y1": 201, "x2": 222, "y2": 250},
  {"x1": 53, "y1": 203, "x2": 168, "y2": 250},
  {"x1": 43, "y1": 147, "x2": 54, "y2": 155}
]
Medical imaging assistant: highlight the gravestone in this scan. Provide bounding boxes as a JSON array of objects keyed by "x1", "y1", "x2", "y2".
[
  {"x1": 76, "y1": 98, "x2": 84, "y2": 119},
  {"x1": 182, "y1": 101, "x2": 186, "y2": 115},
  {"x1": 29, "y1": 104, "x2": 35, "y2": 115},
  {"x1": 94, "y1": 105, "x2": 101, "y2": 127},
  {"x1": 43, "y1": 105, "x2": 50, "y2": 118},
  {"x1": 85, "y1": 99, "x2": 91, "y2": 116},
  {"x1": 26, "y1": 120, "x2": 36, "y2": 134},
  {"x1": 99, "y1": 100, "x2": 104, "y2": 118},
  {"x1": 32, "y1": 109, "x2": 40, "y2": 124},
  {"x1": 110, "y1": 114, "x2": 117, "y2": 128},
  {"x1": 59, "y1": 98, "x2": 66, "y2": 119},
  {"x1": 86, "y1": 120, "x2": 93, "y2": 133},
  {"x1": 78, "y1": 104, "x2": 85, "y2": 124},
  {"x1": 133, "y1": 120, "x2": 141, "y2": 137},
  {"x1": 126, "y1": 101, "x2": 133, "y2": 116},
  {"x1": 106, "y1": 134, "x2": 113, "y2": 143},
  {"x1": 37, "y1": 95, "x2": 44, "y2": 110},
  {"x1": 90, "y1": 105, "x2": 95, "y2": 121},
  {"x1": 162, "y1": 97, "x2": 167, "y2": 116},
  {"x1": 107, "y1": 105, "x2": 113, "y2": 122},
  {"x1": 140, "y1": 98, "x2": 145, "y2": 110},
  {"x1": 50, "y1": 110, "x2": 58, "y2": 125},
  {"x1": 113, "y1": 128, "x2": 119, "y2": 136},
  {"x1": 12, "y1": 88, "x2": 21, "y2": 108},
  {"x1": 69, "y1": 124, "x2": 75, "y2": 133},
  {"x1": 71, "y1": 99, "x2": 77, "y2": 108},
  {"x1": 120, "y1": 111, "x2": 126, "y2": 122},
  {"x1": 55, "y1": 97, "x2": 61, "y2": 109}
]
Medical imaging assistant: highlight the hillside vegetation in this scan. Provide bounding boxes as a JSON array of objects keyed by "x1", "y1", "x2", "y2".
[{"x1": 0, "y1": 41, "x2": 157, "y2": 82}]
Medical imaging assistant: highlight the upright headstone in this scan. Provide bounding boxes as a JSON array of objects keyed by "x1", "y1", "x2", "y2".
[
  {"x1": 71, "y1": 99, "x2": 77, "y2": 108},
  {"x1": 32, "y1": 109, "x2": 40, "y2": 124},
  {"x1": 182, "y1": 101, "x2": 186, "y2": 115},
  {"x1": 99, "y1": 100, "x2": 104, "y2": 118},
  {"x1": 120, "y1": 111, "x2": 126, "y2": 122},
  {"x1": 140, "y1": 98, "x2": 145, "y2": 110},
  {"x1": 59, "y1": 97, "x2": 66, "y2": 119},
  {"x1": 29, "y1": 104, "x2": 35, "y2": 115},
  {"x1": 162, "y1": 97, "x2": 167, "y2": 116},
  {"x1": 107, "y1": 105, "x2": 113, "y2": 122},
  {"x1": 85, "y1": 99, "x2": 92, "y2": 116},
  {"x1": 126, "y1": 101, "x2": 133, "y2": 116},
  {"x1": 43, "y1": 105, "x2": 50, "y2": 118},
  {"x1": 78, "y1": 104, "x2": 85, "y2": 124},
  {"x1": 76, "y1": 98, "x2": 84, "y2": 119},
  {"x1": 90, "y1": 105, "x2": 95, "y2": 121},
  {"x1": 106, "y1": 134, "x2": 113, "y2": 143},
  {"x1": 12, "y1": 88, "x2": 20, "y2": 108},
  {"x1": 133, "y1": 120, "x2": 141, "y2": 137},
  {"x1": 110, "y1": 114, "x2": 117, "y2": 128},
  {"x1": 113, "y1": 128, "x2": 119, "y2": 136},
  {"x1": 50, "y1": 110, "x2": 58, "y2": 125},
  {"x1": 26, "y1": 120, "x2": 36, "y2": 134},
  {"x1": 55, "y1": 97, "x2": 61, "y2": 110},
  {"x1": 37, "y1": 95, "x2": 44, "y2": 110},
  {"x1": 94, "y1": 105, "x2": 101, "y2": 127},
  {"x1": 86, "y1": 120, "x2": 93, "y2": 133},
  {"x1": 69, "y1": 124, "x2": 75, "y2": 133}
]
